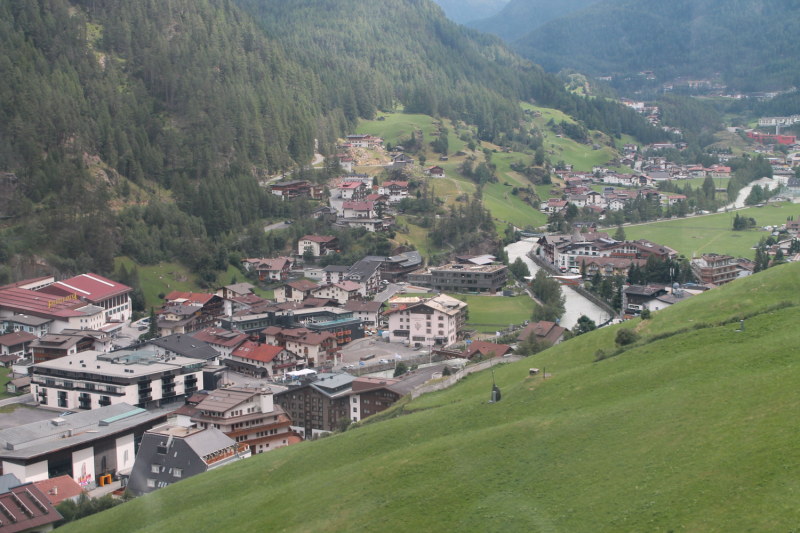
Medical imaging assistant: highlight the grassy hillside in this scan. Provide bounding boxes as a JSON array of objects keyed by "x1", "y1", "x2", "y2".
[
  {"x1": 625, "y1": 202, "x2": 799, "y2": 259},
  {"x1": 62, "y1": 261, "x2": 800, "y2": 532}
]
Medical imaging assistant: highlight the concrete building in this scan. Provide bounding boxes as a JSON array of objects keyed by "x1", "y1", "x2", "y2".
[
  {"x1": 37, "y1": 273, "x2": 133, "y2": 323},
  {"x1": 385, "y1": 294, "x2": 467, "y2": 347},
  {"x1": 343, "y1": 301, "x2": 383, "y2": 327},
  {"x1": 274, "y1": 373, "x2": 355, "y2": 438},
  {"x1": 0, "y1": 403, "x2": 173, "y2": 487},
  {"x1": 127, "y1": 425, "x2": 250, "y2": 496},
  {"x1": 31, "y1": 350, "x2": 203, "y2": 410},
  {"x1": 408, "y1": 263, "x2": 508, "y2": 294}
]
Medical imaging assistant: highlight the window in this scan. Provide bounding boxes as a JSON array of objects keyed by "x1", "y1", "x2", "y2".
[
  {"x1": 353, "y1": 407, "x2": 357, "y2": 412},
  {"x1": 352, "y1": 398, "x2": 357, "y2": 403},
  {"x1": 173, "y1": 468, "x2": 182, "y2": 478},
  {"x1": 151, "y1": 464, "x2": 160, "y2": 473},
  {"x1": 146, "y1": 479, "x2": 156, "y2": 488}
]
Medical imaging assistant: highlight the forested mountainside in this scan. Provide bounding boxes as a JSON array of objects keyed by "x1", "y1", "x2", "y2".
[
  {"x1": 513, "y1": 0, "x2": 800, "y2": 91},
  {"x1": 469, "y1": 0, "x2": 598, "y2": 42},
  {"x1": 235, "y1": 0, "x2": 666, "y2": 145},
  {"x1": 0, "y1": 0, "x2": 666, "y2": 283},
  {"x1": 430, "y1": 0, "x2": 508, "y2": 25},
  {"x1": 0, "y1": 0, "x2": 327, "y2": 278}
]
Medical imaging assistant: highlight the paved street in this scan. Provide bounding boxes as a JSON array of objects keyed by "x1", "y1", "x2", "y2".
[
  {"x1": 334, "y1": 341, "x2": 426, "y2": 370},
  {"x1": 116, "y1": 318, "x2": 149, "y2": 348},
  {"x1": 264, "y1": 220, "x2": 294, "y2": 233}
]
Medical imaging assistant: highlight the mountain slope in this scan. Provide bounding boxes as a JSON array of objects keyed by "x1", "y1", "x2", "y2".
[
  {"x1": 470, "y1": 0, "x2": 599, "y2": 42},
  {"x1": 514, "y1": 0, "x2": 800, "y2": 91},
  {"x1": 63, "y1": 262, "x2": 800, "y2": 532},
  {"x1": 430, "y1": 0, "x2": 509, "y2": 25}
]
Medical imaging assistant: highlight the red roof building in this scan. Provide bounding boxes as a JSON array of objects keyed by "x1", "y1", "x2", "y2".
[
  {"x1": 191, "y1": 328, "x2": 249, "y2": 357},
  {"x1": 38, "y1": 273, "x2": 133, "y2": 323},
  {"x1": 517, "y1": 321, "x2": 567, "y2": 346},
  {"x1": 33, "y1": 475, "x2": 86, "y2": 506},
  {"x1": 227, "y1": 341, "x2": 303, "y2": 378},
  {"x1": 461, "y1": 341, "x2": 512, "y2": 360},
  {"x1": 0, "y1": 483, "x2": 61, "y2": 532}
]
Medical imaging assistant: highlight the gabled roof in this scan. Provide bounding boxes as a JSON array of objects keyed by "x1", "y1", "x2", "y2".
[
  {"x1": 381, "y1": 181, "x2": 409, "y2": 187},
  {"x1": 518, "y1": 321, "x2": 566, "y2": 344},
  {"x1": 343, "y1": 300, "x2": 383, "y2": 313},
  {"x1": 0, "y1": 331, "x2": 37, "y2": 347},
  {"x1": 285, "y1": 279, "x2": 320, "y2": 292},
  {"x1": 33, "y1": 475, "x2": 85, "y2": 506},
  {"x1": 0, "y1": 483, "x2": 61, "y2": 532},
  {"x1": 231, "y1": 341, "x2": 284, "y2": 364},
  {"x1": 461, "y1": 341, "x2": 512, "y2": 360},
  {"x1": 342, "y1": 201, "x2": 374, "y2": 211},
  {"x1": 38, "y1": 273, "x2": 132, "y2": 302},
  {"x1": 333, "y1": 281, "x2": 362, "y2": 292},
  {"x1": 339, "y1": 181, "x2": 365, "y2": 190},
  {"x1": 223, "y1": 283, "x2": 255, "y2": 295},
  {"x1": 191, "y1": 328, "x2": 249, "y2": 348},
  {"x1": 300, "y1": 235, "x2": 338, "y2": 244}
]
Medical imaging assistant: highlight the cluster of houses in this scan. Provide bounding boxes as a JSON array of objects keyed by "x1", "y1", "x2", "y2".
[{"x1": 536, "y1": 228, "x2": 679, "y2": 274}]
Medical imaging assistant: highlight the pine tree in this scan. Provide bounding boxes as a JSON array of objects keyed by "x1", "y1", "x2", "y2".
[{"x1": 147, "y1": 308, "x2": 159, "y2": 340}]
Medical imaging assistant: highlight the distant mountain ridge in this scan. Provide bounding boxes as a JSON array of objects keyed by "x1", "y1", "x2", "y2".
[
  {"x1": 430, "y1": 0, "x2": 509, "y2": 25},
  {"x1": 513, "y1": 0, "x2": 800, "y2": 91},
  {"x1": 469, "y1": 0, "x2": 600, "y2": 42}
]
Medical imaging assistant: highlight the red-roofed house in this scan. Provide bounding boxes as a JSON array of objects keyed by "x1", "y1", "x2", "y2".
[
  {"x1": 255, "y1": 257, "x2": 294, "y2": 282},
  {"x1": 274, "y1": 279, "x2": 320, "y2": 303},
  {"x1": 668, "y1": 194, "x2": 687, "y2": 205},
  {"x1": 546, "y1": 199, "x2": 568, "y2": 213},
  {"x1": 342, "y1": 201, "x2": 375, "y2": 219},
  {"x1": 161, "y1": 292, "x2": 224, "y2": 327},
  {"x1": 425, "y1": 166, "x2": 445, "y2": 177},
  {"x1": 259, "y1": 327, "x2": 337, "y2": 367},
  {"x1": 38, "y1": 273, "x2": 133, "y2": 322},
  {"x1": 339, "y1": 181, "x2": 368, "y2": 201},
  {"x1": 461, "y1": 341, "x2": 512, "y2": 360},
  {"x1": 191, "y1": 328, "x2": 249, "y2": 357},
  {"x1": 34, "y1": 475, "x2": 86, "y2": 506},
  {"x1": 227, "y1": 341, "x2": 302, "y2": 377},
  {"x1": 297, "y1": 235, "x2": 339, "y2": 258},
  {"x1": 517, "y1": 321, "x2": 566, "y2": 346},
  {"x1": 0, "y1": 484, "x2": 61, "y2": 531}
]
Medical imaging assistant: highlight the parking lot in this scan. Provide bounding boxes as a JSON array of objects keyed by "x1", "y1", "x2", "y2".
[{"x1": 334, "y1": 341, "x2": 428, "y2": 370}]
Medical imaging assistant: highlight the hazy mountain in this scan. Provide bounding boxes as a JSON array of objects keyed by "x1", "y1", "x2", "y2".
[
  {"x1": 513, "y1": 0, "x2": 800, "y2": 91},
  {"x1": 470, "y1": 0, "x2": 600, "y2": 42},
  {"x1": 430, "y1": 0, "x2": 509, "y2": 25}
]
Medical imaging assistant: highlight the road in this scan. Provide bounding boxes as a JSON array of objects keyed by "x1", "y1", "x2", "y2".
[
  {"x1": 263, "y1": 153, "x2": 325, "y2": 186},
  {"x1": 265, "y1": 220, "x2": 294, "y2": 233},
  {"x1": 505, "y1": 239, "x2": 609, "y2": 330},
  {"x1": 374, "y1": 283, "x2": 400, "y2": 302}
]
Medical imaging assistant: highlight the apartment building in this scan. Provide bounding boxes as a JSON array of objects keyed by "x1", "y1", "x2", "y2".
[
  {"x1": 385, "y1": 294, "x2": 467, "y2": 347},
  {"x1": 191, "y1": 387, "x2": 300, "y2": 455},
  {"x1": 274, "y1": 373, "x2": 355, "y2": 438},
  {"x1": 408, "y1": 263, "x2": 508, "y2": 294},
  {"x1": 31, "y1": 350, "x2": 203, "y2": 410},
  {"x1": 691, "y1": 253, "x2": 743, "y2": 286}
]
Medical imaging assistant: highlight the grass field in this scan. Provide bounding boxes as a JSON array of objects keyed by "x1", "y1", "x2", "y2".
[
  {"x1": 521, "y1": 102, "x2": 623, "y2": 173},
  {"x1": 114, "y1": 257, "x2": 271, "y2": 310},
  {"x1": 64, "y1": 263, "x2": 800, "y2": 532},
  {"x1": 0, "y1": 368, "x2": 11, "y2": 400},
  {"x1": 625, "y1": 202, "x2": 800, "y2": 259},
  {"x1": 448, "y1": 294, "x2": 535, "y2": 331}
]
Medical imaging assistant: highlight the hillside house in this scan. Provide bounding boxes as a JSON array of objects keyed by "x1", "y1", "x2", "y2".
[
  {"x1": 339, "y1": 181, "x2": 368, "y2": 201},
  {"x1": 297, "y1": 235, "x2": 339, "y2": 258},
  {"x1": 270, "y1": 180, "x2": 311, "y2": 200},
  {"x1": 227, "y1": 342, "x2": 301, "y2": 378},
  {"x1": 274, "y1": 280, "x2": 320, "y2": 303},
  {"x1": 378, "y1": 181, "x2": 409, "y2": 203},
  {"x1": 425, "y1": 166, "x2": 445, "y2": 178},
  {"x1": 461, "y1": 341, "x2": 512, "y2": 360},
  {"x1": 518, "y1": 321, "x2": 566, "y2": 346},
  {"x1": 342, "y1": 201, "x2": 375, "y2": 219}
]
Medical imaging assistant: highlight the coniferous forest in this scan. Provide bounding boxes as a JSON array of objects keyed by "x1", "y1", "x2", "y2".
[{"x1": 0, "y1": 0, "x2": 665, "y2": 281}]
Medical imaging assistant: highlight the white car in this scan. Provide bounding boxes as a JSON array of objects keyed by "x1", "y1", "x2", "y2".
[
  {"x1": 569, "y1": 268, "x2": 580, "y2": 274},
  {"x1": 379, "y1": 358, "x2": 389, "y2": 364}
]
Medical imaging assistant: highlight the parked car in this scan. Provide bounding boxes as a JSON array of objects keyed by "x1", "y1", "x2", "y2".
[
  {"x1": 379, "y1": 359, "x2": 389, "y2": 364},
  {"x1": 60, "y1": 411, "x2": 75, "y2": 417},
  {"x1": 138, "y1": 326, "x2": 147, "y2": 331},
  {"x1": 569, "y1": 268, "x2": 580, "y2": 274}
]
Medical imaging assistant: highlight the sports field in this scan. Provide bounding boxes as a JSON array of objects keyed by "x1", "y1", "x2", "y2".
[{"x1": 448, "y1": 294, "x2": 536, "y2": 332}]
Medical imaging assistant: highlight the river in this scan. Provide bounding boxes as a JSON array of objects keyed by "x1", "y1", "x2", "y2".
[{"x1": 505, "y1": 239, "x2": 610, "y2": 330}]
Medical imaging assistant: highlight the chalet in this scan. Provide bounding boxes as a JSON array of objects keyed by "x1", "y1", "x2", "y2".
[
  {"x1": 297, "y1": 235, "x2": 339, "y2": 258},
  {"x1": 518, "y1": 321, "x2": 566, "y2": 346},
  {"x1": 191, "y1": 328, "x2": 249, "y2": 357},
  {"x1": 342, "y1": 201, "x2": 375, "y2": 219},
  {"x1": 337, "y1": 155, "x2": 353, "y2": 172},
  {"x1": 668, "y1": 195, "x2": 687, "y2": 206},
  {"x1": 623, "y1": 143, "x2": 638, "y2": 153},
  {"x1": 312, "y1": 205, "x2": 338, "y2": 219},
  {"x1": 545, "y1": 199, "x2": 567, "y2": 213},
  {"x1": 425, "y1": 166, "x2": 445, "y2": 178},
  {"x1": 461, "y1": 341, "x2": 512, "y2": 360},
  {"x1": 274, "y1": 280, "x2": 320, "y2": 304},
  {"x1": 391, "y1": 154, "x2": 414, "y2": 168},
  {"x1": 339, "y1": 181, "x2": 368, "y2": 201},
  {"x1": 365, "y1": 193, "x2": 389, "y2": 209},
  {"x1": 0, "y1": 331, "x2": 36, "y2": 361},
  {"x1": 227, "y1": 341, "x2": 302, "y2": 378},
  {"x1": 255, "y1": 257, "x2": 294, "y2": 282},
  {"x1": 270, "y1": 180, "x2": 311, "y2": 200},
  {"x1": 378, "y1": 181, "x2": 409, "y2": 203},
  {"x1": 259, "y1": 328, "x2": 337, "y2": 368},
  {"x1": 622, "y1": 284, "x2": 669, "y2": 314},
  {"x1": 311, "y1": 281, "x2": 362, "y2": 304}
]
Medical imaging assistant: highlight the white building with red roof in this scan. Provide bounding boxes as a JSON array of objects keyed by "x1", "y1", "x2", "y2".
[
  {"x1": 37, "y1": 273, "x2": 133, "y2": 322},
  {"x1": 227, "y1": 341, "x2": 303, "y2": 378},
  {"x1": 297, "y1": 235, "x2": 339, "y2": 257},
  {"x1": 0, "y1": 286, "x2": 107, "y2": 335},
  {"x1": 339, "y1": 181, "x2": 368, "y2": 201}
]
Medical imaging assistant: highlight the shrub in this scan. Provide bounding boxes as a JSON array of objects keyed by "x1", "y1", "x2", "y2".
[
  {"x1": 442, "y1": 366, "x2": 452, "y2": 376},
  {"x1": 615, "y1": 328, "x2": 640, "y2": 347},
  {"x1": 157, "y1": 292, "x2": 166, "y2": 300},
  {"x1": 640, "y1": 309, "x2": 651, "y2": 320}
]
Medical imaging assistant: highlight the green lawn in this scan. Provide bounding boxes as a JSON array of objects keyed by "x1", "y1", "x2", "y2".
[
  {"x1": 448, "y1": 294, "x2": 535, "y2": 331},
  {"x1": 625, "y1": 202, "x2": 800, "y2": 259},
  {"x1": 0, "y1": 368, "x2": 11, "y2": 399},
  {"x1": 393, "y1": 216, "x2": 446, "y2": 256},
  {"x1": 114, "y1": 257, "x2": 269, "y2": 310},
  {"x1": 62, "y1": 263, "x2": 800, "y2": 533}
]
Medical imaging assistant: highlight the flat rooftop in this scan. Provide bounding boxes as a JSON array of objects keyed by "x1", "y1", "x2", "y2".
[
  {"x1": 430, "y1": 263, "x2": 506, "y2": 273},
  {"x1": 32, "y1": 349, "x2": 203, "y2": 378}
]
